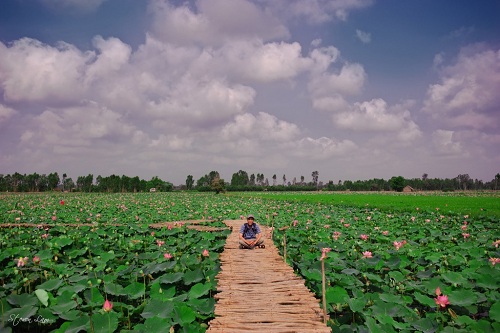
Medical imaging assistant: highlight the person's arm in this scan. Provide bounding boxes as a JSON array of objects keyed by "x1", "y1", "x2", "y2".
[
  {"x1": 239, "y1": 232, "x2": 251, "y2": 244},
  {"x1": 253, "y1": 224, "x2": 262, "y2": 244}
]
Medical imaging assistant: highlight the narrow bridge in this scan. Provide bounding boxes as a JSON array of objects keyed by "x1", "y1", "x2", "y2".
[{"x1": 207, "y1": 220, "x2": 331, "y2": 333}]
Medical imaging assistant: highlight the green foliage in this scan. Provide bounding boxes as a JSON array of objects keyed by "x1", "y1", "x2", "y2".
[
  {"x1": 389, "y1": 176, "x2": 405, "y2": 192},
  {"x1": 230, "y1": 170, "x2": 249, "y2": 186},
  {"x1": 1, "y1": 192, "x2": 499, "y2": 332},
  {"x1": 239, "y1": 191, "x2": 500, "y2": 218}
]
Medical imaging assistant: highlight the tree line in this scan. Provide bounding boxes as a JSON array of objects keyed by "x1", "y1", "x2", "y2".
[
  {"x1": 187, "y1": 170, "x2": 500, "y2": 192},
  {"x1": 0, "y1": 172, "x2": 172, "y2": 193},
  {"x1": 0, "y1": 171, "x2": 499, "y2": 193}
]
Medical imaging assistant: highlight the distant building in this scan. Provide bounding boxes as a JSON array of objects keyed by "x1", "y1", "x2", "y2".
[{"x1": 403, "y1": 185, "x2": 415, "y2": 192}]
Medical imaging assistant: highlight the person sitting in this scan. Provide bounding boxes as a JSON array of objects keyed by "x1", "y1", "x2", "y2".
[{"x1": 239, "y1": 214, "x2": 264, "y2": 249}]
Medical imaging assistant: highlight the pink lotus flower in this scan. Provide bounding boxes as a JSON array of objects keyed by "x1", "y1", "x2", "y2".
[
  {"x1": 360, "y1": 234, "x2": 369, "y2": 241},
  {"x1": 344, "y1": 223, "x2": 350, "y2": 228},
  {"x1": 16, "y1": 257, "x2": 29, "y2": 267},
  {"x1": 41, "y1": 234, "x2": 49, "y2": 239},
  {"x1": 332, "y1": 231, "x2": 341, "y2": 240},
  {"x1": 32, "y1": 256, "x2": 41, "y2": 265},
  {"x1": 151, "y1": 232, "x2": 155, "y2": 236},
  {"x1": 434, "y1": 287, "x2": 450, "y2": 308},
  {"x1": 492, "y1": 240, "x2": 500, "y2": 248},
  {"x1": 51, "y1": 216, "x2": 57, "y2": 221},
  {"x1": 362, "y1": 251, "x2": 373, "y2": 258},
  {"x1": 382, "y1": 231, "x2": 389, "y2": 236},
  {"x1": 462, "y1": 233, "x2": 470, "y2": 239},
  {"x1": 435, "y1": 295, "x2": 450, "y2": 308},
  {"x1": 103, "y1": 300, "x2": 113, "y2": 312},
  {"x1": 489, "y1": 257, "x2": 500, "y2": 266},
  {"x1": 324, "y1": 225, "x2": 330, "y2": 229},
  {"x1": 163, "y1": 253, "x2": 173, "y2": 260},
  {"x1": 320, "y1": 247, "x2": 331, "y2": 260},
  {"x1": 202, "y1": 249, "x2": 209, "y2": 257},
  {"x1": 461, "y1": 225, "x2": 467, "y2": 231},
  {"x1": 293, "y1": 220, "x2": 298, "y2": 227},
  {"x1": 393, "y1": 240, "x2": 406, "y2": 250},
  {"x1": 156, "y1": 240, "x2": 165, "y2": 247},
  {"x1": 411, "y1": 216, "x2": 415, "y2": 222}
]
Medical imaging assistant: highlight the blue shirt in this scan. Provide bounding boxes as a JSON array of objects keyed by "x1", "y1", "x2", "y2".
[{"x1": 240, "y1": 223, "x2": 261, "y2": 239}]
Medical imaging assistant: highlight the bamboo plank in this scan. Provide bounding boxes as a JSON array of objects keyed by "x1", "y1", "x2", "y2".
[{"x1": 207, "y1": 220, "x2": 331, "y2": 333}]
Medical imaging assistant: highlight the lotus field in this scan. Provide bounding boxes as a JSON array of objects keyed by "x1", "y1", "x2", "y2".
[{"x1": 1, "y1": 192, "x2": 499, "y2": 332}]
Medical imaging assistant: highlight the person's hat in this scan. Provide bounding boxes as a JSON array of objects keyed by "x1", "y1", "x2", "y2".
[{"x1": 247, "y1": 214, "x2": 254, "y2": 219}]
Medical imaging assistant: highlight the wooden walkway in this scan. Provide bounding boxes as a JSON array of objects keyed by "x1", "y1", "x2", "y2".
[{"x1": 207, "y1": 220, "x2": 331, "y2": 333}]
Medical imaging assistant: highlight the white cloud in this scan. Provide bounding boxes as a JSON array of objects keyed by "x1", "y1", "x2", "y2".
[
  {"x1": 149, "y1": 0, "x2": 289, "y2": 45},
  {"x1": 1, "y1": 0, "x2": 497, "y2": 184},
  {"x1": 289, "y1": 136, "x2": 358, "y2": 159},
  {"x1": 0, "y1": 104, "x2": 17, "y2": 125},
  {"x1": 216, "y1": 40, "x2": 312, "y2": 82},
  {"x1": 423, "y1": 45, "x2": 500, "y2": 130},
  {"x1": 85, "y1": 36, "x2": 132, "y2": 84},
  {"x1": 432, "y1": 130, "x2": 462, "y2": 155},
  {"x1": 308, "y1": 62, "x2": 366, "y2": 103},
  {"x1": 147, "y1": 77, "x2": 256, "y2": 128},
  {"x1": 356, "y1": 29, "x2": 371, "y2": 43},
  {"x1": 0, "y1": 38, "x2": 93, "y2": 104},
  {"x1": 266, "y1": 0, "x2": 374, "y2": 24},
  {"x1": 222, "y1": 112, "x2": 300, "y2": 142},
  {"x1": 331, "y1": 98, "x2": 422, "y2": 142},
  {"x1": 20, "y1": 102, "x2": 137, "y2": 148}
]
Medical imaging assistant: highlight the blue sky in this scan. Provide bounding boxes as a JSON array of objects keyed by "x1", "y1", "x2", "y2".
[{"x1": 0, "y1": 0, "x2": 499, "y2": 185}]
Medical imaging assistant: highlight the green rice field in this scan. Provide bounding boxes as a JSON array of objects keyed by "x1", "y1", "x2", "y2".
[{"x1": 231, "y1": 191, "x2": 500, "y2": 219}]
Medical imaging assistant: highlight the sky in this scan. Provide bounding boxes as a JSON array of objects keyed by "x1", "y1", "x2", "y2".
[{"x1": 0, "y1": 0, "x2": 499, "y2": 186}]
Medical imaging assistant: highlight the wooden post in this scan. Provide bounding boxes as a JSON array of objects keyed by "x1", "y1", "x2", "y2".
[
  {"x1": 321, "y1": 258, "x2": 327, "y2": 324},
  {"x1": 283, "y1": 232, "x2": 287, "y2": 263},
  {"x1": 278, "y1": 226, "x2": 289, "y2": 264}
]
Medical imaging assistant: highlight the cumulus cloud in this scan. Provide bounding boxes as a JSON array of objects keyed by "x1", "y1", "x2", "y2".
[
  {"x1": 20, "y1": 102, "x2": 137, "y2": 148},
  {"x1": 331, "y1": 99, "x2": 422, "y2": 142},
  {"x1": 0, "y1": 38, "x2": 92, "y2": 105},
  {"x1": 216, "y1": 40, "x2": 312, "y2": 82},
  {"x1": 308, "y1": 62, "x2": 366, "y2": 104},
  {"x1": 423, "y1": 45, "x2": 500, "y2": 130},
  {"x1": 289, "y1": 136, "x2": 358, "y2": 159},
  {"x1": 222, "y1": 112, "x2": 300, "y2": 142},
  {"x1": 0, "y1": 104, "x2": 17, "y2": 126},
  {"x1": 266, "y1": 0, "x2": 374, "y2": 24},
  {"x1": 2, "y1": 0, "x2": 496, "y2": 184},
  {"x1": 147, "y1": 77, "x2": 256, "y2": 128},
  {"x1": 149, "y1": 0, "x2": 289, "y2": 45},
  {"x1": 432, "y1": 130, "x2": 462, "y2": 155}
]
